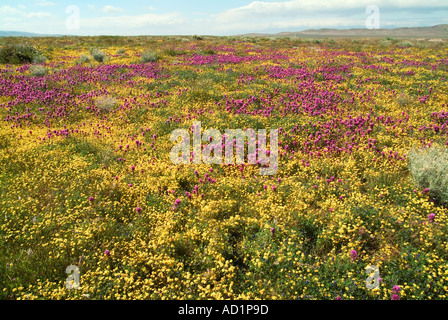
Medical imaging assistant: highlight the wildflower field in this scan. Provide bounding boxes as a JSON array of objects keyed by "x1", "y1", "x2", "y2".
[{"x1": 1, "y1": 36, "x2": 448, "y2": 300}]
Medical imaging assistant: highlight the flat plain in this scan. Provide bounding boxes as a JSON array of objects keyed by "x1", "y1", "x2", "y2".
[{"x1": 1, "y1": 36, "x2": 448, "y2": 300}]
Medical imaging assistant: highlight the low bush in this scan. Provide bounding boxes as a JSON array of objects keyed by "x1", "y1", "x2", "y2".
[
  {"x1": 408, "y1": 145, "x2": 448, "y2": 205},
  {"x1": 141, "y1": 50, "x2": 159, "y2": 63},
  {"x1": 29, "y1": 65, "x2": 47, "y2": 77},
  {"x1": 397, "y1": 41, "x2": 413, "y2": 48},
  {"x1": 79, "y1": 54, "x2": 91, "y2": 63},
  {"x1": 0, "y1": 44, "x2": 41, "y2": 65},
  {"x1": 90, "y1": 48, "x2": 106, "y2": 62}
]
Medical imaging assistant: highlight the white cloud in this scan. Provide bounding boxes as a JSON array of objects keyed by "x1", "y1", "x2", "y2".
[
  {"x1": 0, "y1": 5, "x2": 22, "y2": 15},
  {"x1": 205, "y1": 0, "x2": 448, "y2": 34},
  {"x1": 215, "y1": 17, "x2": 366, "y2": 32},
  {"x1": 101, "y1": 5, "x2": 124, "y2": 13},
  {"x1": 212, "y1": 0, "x2": 448, "y2": 24},
  {"x1": 22, "y1": 11, "x2": 53, "y2": 19},
  {"x1": 34, "y1": 0, "x2": 56, "y2": 6},
  {"x1": 2, "y1": 0, "x2": 447, "y2": 36},
  {"x1": 0, "y1": 4, "x2": 54, "y2": 28},
  {"x1": 64, "y1": 12, "x2": 187, "y2": 35},
  {"x1": 2, "y1": 17, "x2": 21, "y2": 23},
  {"x1": 84, "y1": 12, "x2": 184, "y2": 28}
]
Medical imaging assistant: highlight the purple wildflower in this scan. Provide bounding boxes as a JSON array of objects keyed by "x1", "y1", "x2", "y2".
[{"x1": 428, "y1": 213, "x2": 435, "y2": 222}]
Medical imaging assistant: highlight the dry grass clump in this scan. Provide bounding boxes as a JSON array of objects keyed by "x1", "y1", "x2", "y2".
[{"x1": 95, "y1": 95, "x2": 118, "y2": 112}]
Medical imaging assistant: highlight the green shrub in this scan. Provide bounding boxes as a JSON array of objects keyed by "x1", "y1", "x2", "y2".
[
  {"x1": 379, "y1": 39, "x2": 391, "y2": 47},
  {"x1": 163, "y1": 47, "x2": 186, "y2": 56},
  {"x1": 408, "y1": 146, "x2": 448, "y2": 205},
  {"x1": 141, "y1": 50, "x2": 159, "y2": 63},
  {"x1": 90, "y1": 48, "x2": 106, "y2": 62},
  {"x1": 79, "y1": 54, "x2": 91, "y2": 63},
  {"x1": 116, "y1": 48, "x2": 126, "y2": 55},
  {"x1": 162, "y1": 47, "x2": 177, "y2": 56},
  {"x1": 192, "y1": 35, "x2": 203, "y2": 41},
  {"x1": 32, "y1": 55, "x2": 47, "y2": 64},
  {"x1": 397, "y1": 41, "x2": 413, "y2": 48},
  {"x1": 29, "y1": 65, "x2": 47, "y2": 77},
  {"x1": 0, "y1": 44, "x2": 41, "y2": 65}
]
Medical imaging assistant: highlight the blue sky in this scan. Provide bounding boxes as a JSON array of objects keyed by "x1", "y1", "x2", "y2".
[{"x1": 0, "y1": 0, "x2": 447, "y2": 36}]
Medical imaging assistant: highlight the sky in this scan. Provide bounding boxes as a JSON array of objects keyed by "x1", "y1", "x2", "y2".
[{"x1": 0, "y1": 0, "x2": 447, "y2": 36}]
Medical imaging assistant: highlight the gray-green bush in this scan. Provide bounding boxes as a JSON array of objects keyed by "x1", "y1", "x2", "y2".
[
  {"x1": 379, "y1": 39, "x2": 391, "y2": 47},
  {"x1": 141, "y1": 50, "x2": 159, "y2": 63},
  {"x1": 90, "y1": 48, "x2": 106, "y2": 62},
  {"x1": 408, "y1": 146, "x2": 448, "y2": 204},
  {"x1": 29, "y1": 65, "x2": 47, "y2": 77},
  {"x1": 397, "y1": 41, "x2": 413, "y2": 48},
  {"x1": 79, "y1": 54, "x2": 91, "y2": 63}
]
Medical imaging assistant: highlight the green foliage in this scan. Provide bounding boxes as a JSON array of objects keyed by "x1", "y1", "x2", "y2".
[
  {"x1": 90, "y1": 48, "x2": 106, "y2": 63},
  {"x1": 397, "y1": 41, "x2": 413, "y2": 48},
  {"x1": 32, "y1": 55, "x2": 47, "y2": 64},
  {"x1": 162, "y1": 47, "x2": 185, "y2": 57},
  {"x1": 196, "y1": 48, "x2": 216, "y2": 55},
  {"x1": 0, "y1": 44, "x2": 41, "y2": 65},
  {"x1": 29, "y1": 65, "x2": 47, "y2": 77},
  {"x1": 379, "y1": 39, "x2": 392, "y2": 47},
  {"x1": 408, "y1": 146, "x2": 448, "y2": 205},
  {"x1": 141, "y1": 50, "x2": 160, "y2": 63},
  {"x1": 79, "y1": 54, "x2": 91, "y2": 63}
]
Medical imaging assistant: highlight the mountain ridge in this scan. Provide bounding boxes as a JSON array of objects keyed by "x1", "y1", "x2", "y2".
[
  {"x1": 0, "y1": 30, "x2": 63, "y2": 37},
  {"x1": 238, "y1": 24, "x2": 448, "y2": 39}
]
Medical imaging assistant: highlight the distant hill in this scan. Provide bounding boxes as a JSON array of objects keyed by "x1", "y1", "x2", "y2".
[
  {"x1": 239, "y1": 24, "x2": 448, "y2": 39},
  {"x1": 1, "y1": 24, "x2": 447, "y2": 39},
  {"x1": 0, "y1": 31, "x2": 63, "y2": 37}
]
